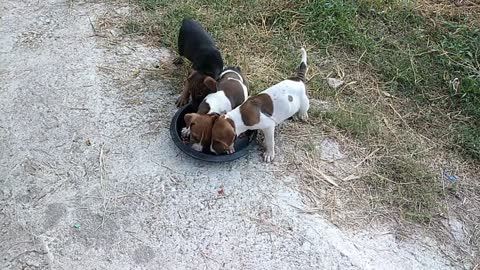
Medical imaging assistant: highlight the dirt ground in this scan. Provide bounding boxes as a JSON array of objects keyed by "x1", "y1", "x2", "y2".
[{"x1": 0, "y1": 0, "x2": 470, "y2": 269}]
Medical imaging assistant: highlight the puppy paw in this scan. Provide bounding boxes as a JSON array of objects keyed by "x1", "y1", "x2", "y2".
[
  {"x1": 227, "y1": 145, "x2": 236, "y2": 154},
  {"x1": 298, "y1": 112, "x2": 309, "y2": 122},
  {"x1": 176, "y1": 96, "x2": 189, "y2": 107},
  {"x1": 263, "y1": 151, "x2": 275, "y2": 162},
  {"x1": 191, "y1": 143, "x2": 203, "y2": 152},
  {"x1": 181, "y1": 127, "x2": 191, "y2": 138}
]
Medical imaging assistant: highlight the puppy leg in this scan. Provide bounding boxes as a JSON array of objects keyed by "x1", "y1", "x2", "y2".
[
  {"x1": 176, "y1": 81, "x2": 191, "y2": 107},
  {"x1": 262, "y1": 126, "x2": 275, "y2": 162},
  {"x1": 298, "y1": 93, "x2": 310, "y2": 122},
  {"x1": 227, "y1": 144, "x2": 235, "y2": 154}
]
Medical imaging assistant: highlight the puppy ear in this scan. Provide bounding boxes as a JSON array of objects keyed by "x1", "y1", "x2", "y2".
[
  {"x1": 210, "y1": 114, "x2": 220, "y2": 122},
  {"x1": 203, "y1": 76, "x2": 217, "y2": 92},
  {"x1": 184, "y1": 113, "x2": 197, "y2": 127}
]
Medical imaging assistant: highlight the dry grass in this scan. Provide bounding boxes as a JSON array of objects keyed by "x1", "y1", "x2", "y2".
[
  {"x1": 416, "y1": 0, "x2": 480, "y2": 27},
  {"x1": 115, "y1": 0, "x2": 480, "y2": 264}
]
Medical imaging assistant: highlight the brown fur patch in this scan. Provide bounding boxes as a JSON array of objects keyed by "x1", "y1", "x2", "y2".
[
  {"x1": 197, "y1": 69, "x2": 247, "y2": 114},
  {"x1": 197, "y1": 101, "x2": 211, "y2": 114},
  {"x1": 184, "y1": 69, "x2": 217, "y2": 110},
  {"x1": 218, "y1": 78, "x2": 246, "y2": 109},
  {"x1": 239, "y1": 93, "x2": 273, "y2": 126},
  {"x1": 184, "y1": 113, "x2": 218, "y2": 148},
  {"x1": 203, "y1": 76, "x2": 217, "y2": 92},
  {"x1": 211, "y1": 116, "x2": 236, "y2": 154}
]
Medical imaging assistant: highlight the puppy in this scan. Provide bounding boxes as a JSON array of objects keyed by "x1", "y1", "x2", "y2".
[
  {"x1": 182, "y1": 67, "x2": 248, "y2": 152},
  {"x1": 176, "y1": 68, "x2": 217, "y2": 110},
  {"x1": 178, "y1": 18, "x2": 224, "y2": 79},
  {"x1": 176, "y1": 18, "x2": 223, "y2": 109},
  {"x1": 211, "y1": 48, "x2": 309, "y2": 162}
]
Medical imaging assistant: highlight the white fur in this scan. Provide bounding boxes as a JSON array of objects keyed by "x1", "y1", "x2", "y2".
[
  {"x1": 225, "y1": 48, "x2": 309, "y2": 162},
  {"x1": 191, "y1": 142, "x2": 203, "y2": 152},
  {"x1": 181, "y1": 127, "x2": 190, "y2": 137},
  {"x1": 228, "y1": 80, "x2": 309, "y2": 135},
  {"x1": 300, "y1": 47, "x2": 307, "y2": 66},
  {"x1": 219, "y1": 69, "x2": 244, "y2": 83},
  {"x1": 189, "y1": 69, "x2": 248, "y2": 152},
  {"x1": 203, "y1": 76, "x2": 248, "y2": 114},
  {"x1": 182, "y1": 126, "x2": 202, "y2": 152},
  {"x1": 204, "y1": 91, "x2": 232, "y2": 114}
]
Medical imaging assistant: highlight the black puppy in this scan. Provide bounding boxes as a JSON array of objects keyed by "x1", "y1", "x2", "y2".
[{"x1": 178, "y1": 18, "x2": 224, "y2": 80}]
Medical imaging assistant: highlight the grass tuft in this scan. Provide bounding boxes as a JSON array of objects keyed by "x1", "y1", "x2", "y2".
[
  {"x1": 321, "y1": 106, "x2": 380, "y2": 139},
  {"x1": 456, "y1": 124, "x2": 480, "y2": 161},
  {"x1": 368, "y1": 157, "x2": 444, "y2": 224}
]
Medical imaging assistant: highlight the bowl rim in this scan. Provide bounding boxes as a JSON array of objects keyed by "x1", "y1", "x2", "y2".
[{"x1": 169, "y1": 104, "x2": 257, "y2": 163}]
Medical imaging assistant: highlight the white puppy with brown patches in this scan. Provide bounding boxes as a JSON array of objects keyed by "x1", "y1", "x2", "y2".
[
  {"x1": 182, "y1": 67, "x2": 248, "y2": 152},
  {"x1": 211, "y1": 48, "x2": 309, "y2": 162}
]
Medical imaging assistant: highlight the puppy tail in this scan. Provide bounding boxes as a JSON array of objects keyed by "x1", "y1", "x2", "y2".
[{"x1": 290, "y1": 47, "x2": 308, "y2": 82}]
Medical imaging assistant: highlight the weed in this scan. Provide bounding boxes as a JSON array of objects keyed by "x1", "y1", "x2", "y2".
[
  {"x1": 457, "y1": 76, "x2": 480, "y2": 120},
  {"x1": 368, "y1": 157, "x2": 444, "y2": 224},
  {"x1": 456, "y1": 124, "x2": 480, "y2": 161},
  {"x1": 321, "y1": 105, "x2": 380, "y2": 139}
]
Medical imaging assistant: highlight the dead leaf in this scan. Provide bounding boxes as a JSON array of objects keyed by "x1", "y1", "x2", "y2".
[
  {"x1": 217, "y1": 186, "x2": 225, "y2": 197},
  {"x1": 327, "y1": 78, "x2": 344, "y2": 89}
]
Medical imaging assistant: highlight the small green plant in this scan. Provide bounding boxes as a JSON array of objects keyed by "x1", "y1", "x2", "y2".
[
  {"x1": 456, "y1": 124, "x2": 480, "y2": 161},
  {"x1": 368, "y1": 157, "x2": 444, "y2": 224},
  {"x1": 322, "y1": 106, "x2": 379, "y2": 139}
]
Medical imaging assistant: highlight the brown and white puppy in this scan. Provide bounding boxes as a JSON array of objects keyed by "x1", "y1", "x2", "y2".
[
  {"x1": 182, "y1": 67, "x2": 248, "y2": 152},
  {"x1": 211, "y1": 48, "x2": 309, "y2": 162}
]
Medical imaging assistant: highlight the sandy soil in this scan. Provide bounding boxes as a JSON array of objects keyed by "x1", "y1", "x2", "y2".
[{"x1": 0, "y1": 0, "x2": 467, "y2": 269}]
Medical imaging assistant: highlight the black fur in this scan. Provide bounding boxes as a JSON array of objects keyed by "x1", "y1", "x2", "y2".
[
  {"x1": 288, "y1": 62, "x2": 307, "y2": 82},
  {"x1": 178, "y1": 18, "x2": 224, "y2": 80}
]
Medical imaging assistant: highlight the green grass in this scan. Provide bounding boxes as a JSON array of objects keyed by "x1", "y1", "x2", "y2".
[
  {"x1": 140, "y1": 0, "x2": 169, "y2": 10},
  {"x1": 368, "y1": 157, "x2": 444, "y2": 224},
  {"x1": 321, "y1": 105, "x2": 380, "y2": 139},
  {"x1": 289, "y1": 1, "x2": 479, "y2": 160},
  {"x1": 456, "y1": 124, "x2": 480, "y2": 161}
]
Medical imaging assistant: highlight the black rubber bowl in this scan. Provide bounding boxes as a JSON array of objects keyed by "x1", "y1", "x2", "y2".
[{"x1": 170, "y1": 104, "x2": 257, "y2": 162}]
